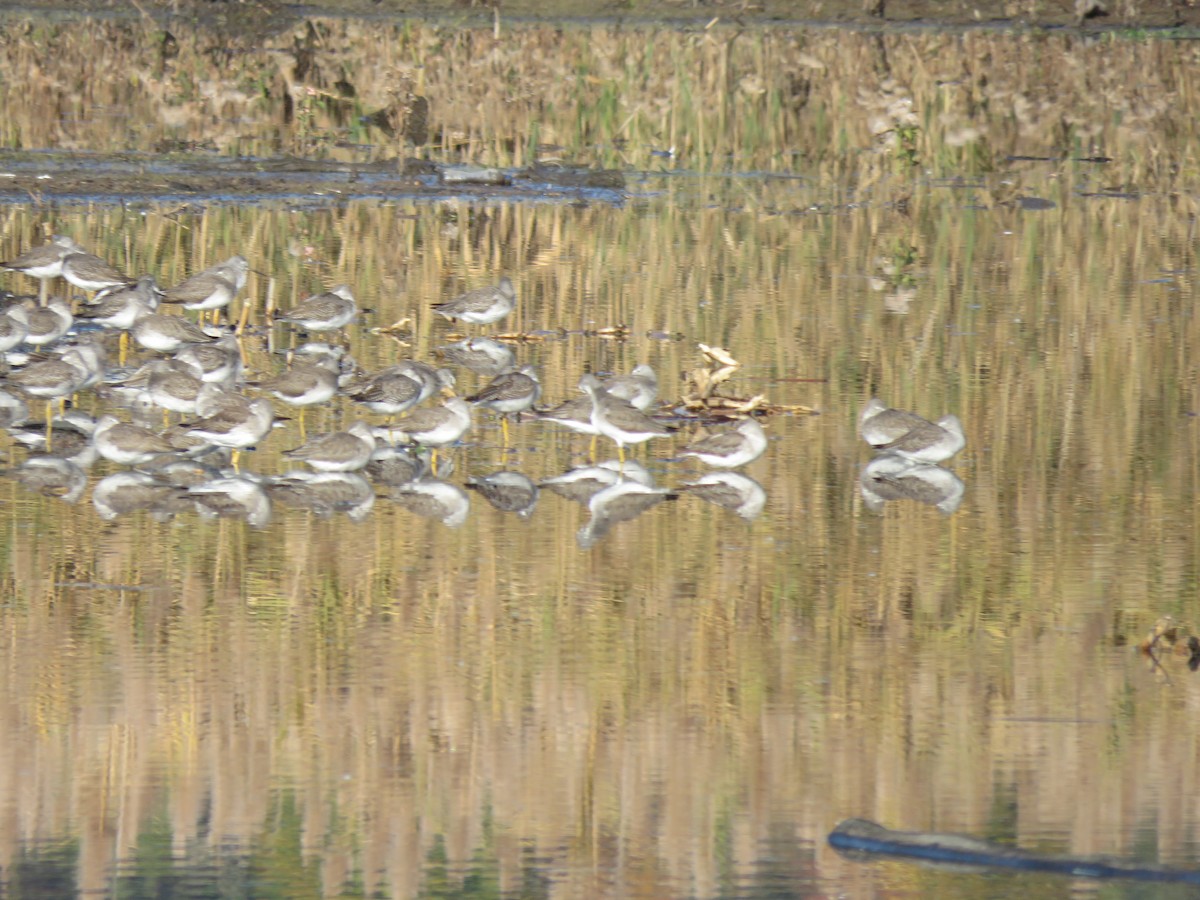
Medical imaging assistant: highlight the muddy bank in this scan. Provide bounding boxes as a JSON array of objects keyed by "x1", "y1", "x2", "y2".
[
  {"x1": 0, "y1": 153, "x2": 626, "y2": 205},
  {"x1": 3, "y1": 0, "x2": 1198, "y2": 32}
]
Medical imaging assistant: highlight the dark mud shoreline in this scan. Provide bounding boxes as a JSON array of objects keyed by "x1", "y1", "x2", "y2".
[
  {"x1": 4, "y1": 0, "x2": 1198, "y2": 35},
  {"x1": 0, "y1": 152, "x2": 628, "y2": 207}
]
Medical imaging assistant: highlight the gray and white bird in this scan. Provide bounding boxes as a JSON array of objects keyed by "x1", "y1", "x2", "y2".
[
  {"x1": 283, "y1": 421, "x2": 376, "y2": 473},
  {"x1": 859, "y1": 398, "x2": 964, "y2": 463},
  {"x1": 432, "y1": 276, "x2": 515, "y2": 326},
  {"x1": 466, "y1": 364, "x2": 540, "y2": 444},
  {"x1": 679, "y1": 418, "x2": 767, "y2": 469},
  {"x1": 161, "y1": 255, "x2": 249, "y2": 323},
  {"x1": 2, "y1": 234, "x2": 84, "y2": 302},
  {"x1": 61, "y1": 249, "x2": 130, "y2": 295},
  {"x1": 601, "y1": 364, "x2": 658, "y2": 412},
  {"x1": 577, "y1": 373, "x2": 671, "y2": 465},
  {"x1": 276, "y1": 285, "x2": 358, "y2": 331}
]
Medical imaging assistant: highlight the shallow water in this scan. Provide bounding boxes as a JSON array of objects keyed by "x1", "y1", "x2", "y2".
[{"x1": 1, "y1": 13, "x2": 1200, "y2": 900}]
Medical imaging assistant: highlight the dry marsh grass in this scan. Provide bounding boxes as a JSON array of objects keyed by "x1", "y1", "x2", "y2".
[{"x1": 0, "y1": 20, "x2": 1195, "y2": 190}]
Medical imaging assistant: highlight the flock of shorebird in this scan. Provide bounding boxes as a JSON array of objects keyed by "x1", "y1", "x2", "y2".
[{"x1": 0, "y1": 234, "x2": 779, "y2": 541}]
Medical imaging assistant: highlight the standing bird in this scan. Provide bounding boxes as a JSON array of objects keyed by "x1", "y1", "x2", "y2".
[
  {"x1": 577, "y1": 373, "x2": 671, "y2": 466},
  {"x1": 602, "y1": 364, "x2": 658, "y2": 411},
  {"x1": 878, "y1": 415, "x2": 965, "y2": 464},
  {"x1": 76, "y1": 275, "x2": 161, "y2": 364},
  {"x1": 142, "y1": 359, "x2": 206, "y2": 421},
  {"x1": 132, "y1": 309, "x2": 217, "y2": 354},
  {"x1": 679, "y1": 418, "x2": 768, "y2": 469},
  {"x1": 2, "y1": 234, "x2": 84, "y2": 304},
  {"x1": 8, "y1": 345, "x2": 104, "y2": 450},
  {"x1": 466, "y1": 364, "x2": 541, "y2": 446},
  {"x1": 77, "y1": 275, "x2": 161, "y2": 330},
  {"x1": 346, "y1": 366, "x2": 425, "y2": 419},
  {"x1": 432, "y1": 276, "x2": 515, "y2": 326},
  {"x1": 161, "y1": 255, "x2": 249, "y2": 325},
  {"x1": 0, "y1": 305, "x2": 30, "y2": 352},
  {"x1": 858, "y1": 398, "x2": 965, "y2": 463},
  {"x1": 283, "y1": 421, "x2": 376, "y2": 473},
  {"x1": 248, "y1": 352, "x2": 340, "y2": 439},
  {"x1": 61, "y1": 249, "x2": 130, "y2": 296},
  {"x1": 378, "y1": 397, "x2": 472, "y2": 469},
  {"x1": 174, "y1": 336, "x2": 243, "y2": 386},
  {"x1": 93, "y1": 415, "x2": 177, "y2": 467},
  {"x1": 178, "y1": 394, "x2": 275, "y2": 470},
  {"x1": 276, "y1": 285, "x2": 358, "y2": 332},
  {"x1": 22, "y1": 297, "x2": 74, "y2": 347},
  {"x1": 858, "y1": 398, "x2": 935, "y2": 448},
  {"x1": 538, "y1": 394, "x2": 602, "y2": 459}
]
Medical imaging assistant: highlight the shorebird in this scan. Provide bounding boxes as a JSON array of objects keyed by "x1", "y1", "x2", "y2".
[
  {"x1": 283, "y1": 421, "x2": 376, "y2": 473},
  {"x1": 395, "y1": 361, "x2": 456, "y2": 404},
  {"x1": 161, "y1": 255, "x2": 249, "y2": 325},
  {"x1": 7, "y1": 344, "x2": 98, "y2": 450},
  {"x1": 679, "y1": 471, "x2": 767, "y2": 520},
  {"x1": 22, "y1": 297, "x2": 73, "y2": 346},
  {"x1": 93, "y1": 415, "x2": 176, "y2": 466},
  {"x1": 0, "y1": 305, "x2": 30, "y2": 352},
  {"x1": 78, "y1": 275, "x2": 161, "y2": 326},
  {"x1": 249, "y1": 354, "x2": 339, "y2": 439},
  {"x1": 61, "y1": 249, "x2": 130, "y2": 296},
  {"x1": 178, "y1": 395, "x2": 275, "y2": 470},
  {"x1": 577, "y1": 373, "x2": 671, "y2": 466},
  {"x1": 859, "y1": 399, "x2": 965, "y2": 463},
  {"x1": 859, "y1": 398, "x2": 932, "y2": 447},
  {"x1": 881, "y1": 416, "x2": 965, "y2": 464},
  {"x1": 539, "y1": 395, "x2": 598, "y2": 440},
  {"x1": 466, "y1": 364, "x2": 540, "y2": 445},
  {"x1": 133, "y1": 359, "x2": 205, "y2": 421},
  {"x1": 173, "y1": 336, "x2": 243, "y2": 386},
  {"x1": 276, "y1": 285, "x2": 358, "y2": 331},
  {"x1": 346, "y1": 366, "x2": 424, "y2": 418},
  {"x1": 76, "y1": 275, "x2": 161, "y2": 363},
  {"x1": 432, "y1": 276, "x2": 515, "y2": 326},
  {"x1": 132, "y1": 310, "x2": 217, "y2": 354},
  {"x1": 679, "y1": 418, "x2": 767, "y2": 468},
  {"x1": 602, "y1": 364, "x2": 658, "y2": 411},
  {"x1": 377, "y1": 396, "x2": 472, "y2": 469},
  {"x1": 2, "y1": 234, "x2": 83, "y2": 303}
]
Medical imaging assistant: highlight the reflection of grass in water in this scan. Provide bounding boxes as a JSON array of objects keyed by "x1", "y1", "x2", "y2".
[{"x1": 1, "y1": 62, "x2": 1200, "y2": 892}]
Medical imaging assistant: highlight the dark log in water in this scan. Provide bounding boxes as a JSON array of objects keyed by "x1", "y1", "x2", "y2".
[{"x1": 828, "y1": 819, "x2": 1200, "y2": 885}]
